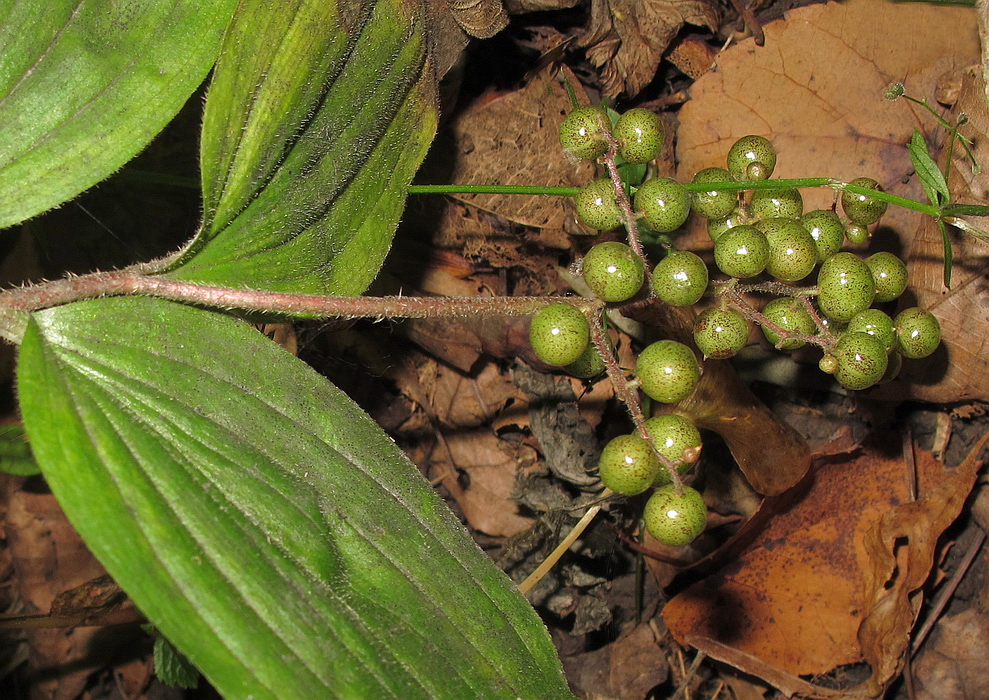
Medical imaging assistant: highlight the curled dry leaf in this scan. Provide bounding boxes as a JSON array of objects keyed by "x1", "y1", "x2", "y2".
[
  {"x1": 579, "y1": 0, "x2": 719, "y2": 96},
  {"x1": 662, "y1": 432, "x2": 989, "y2": 698}
]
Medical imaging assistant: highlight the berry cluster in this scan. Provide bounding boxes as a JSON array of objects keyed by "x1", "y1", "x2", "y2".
[{"x1": 527, "y1": 104, "x2": 943, "y2": 548}]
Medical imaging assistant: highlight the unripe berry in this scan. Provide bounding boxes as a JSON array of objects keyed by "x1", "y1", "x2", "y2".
[
  {"x1": 558, "y1": 106, "x2": 610, "y2": 161},
  {"x1": 800, "y1": 209, "x2": 845, "y2": 261},
  {"x1": 844, "y1": 221, "x2": 871, "y2": 245},
  {"x1": 713, "y1": 224, "x2": 769, "y2": 278},
  {"x1": 644, "y1": 414, "x2": 702, "y2": 485},
  {"x1": 693, "y1": 307, "x2": 750, "y2": 359},
  {"x1": 574, "y1": 178, "x2": 623, "y2": 230},
  {"x1": 636, "y1": 340, "x2": 701, "y2": 404},
  {"x1": 582, "y1": 242, "x2": 644, "y2": 302},
  {"x1": 529, "y1": 303, "x2": 590, "y2": 367},
  {"x1": 727, "y1": 135, "x2": 776, "y2": 181},
  {"x1": 756, "y1": 217, "x2": 818, "y2": 282},
  {"x1": 614, "y1": 108, "x2": 664, "y2": 164},
  {"x1": 894, "y1": 307, "x2": 941, "y2": 359},
  {"x1": 651, "y1": 250, "x2": 709, "y2": 306},
  {"x1": 750, "y1": 187, "x2": 803, "y2": 220},
  {"x1": 865, "y1": 252, "x2": 908, "y2": 303},
  {"x1": 635, "y1": 177, "x2": 690, "y2": 233},
  {"x1": 846, "y1": 309, "x2": 895, "y2": 352},
  {"x1": 691, "y1": 167, "x2": 737, "y2": 219},
  {"x1": 598, "y1": 434, "x2": 661, "y2": 495},
  {"x1": 761, "y1": 296, "x2": 816, "y2": 350},
  {"x1": 817, "y1": 252, "x2": 876, "y2": 323},
  {"x1": 564, "y1": 341, "x2": 607, "y2": 379},
  {"x1": 707, "y1": 209, "x2": 746, "y2": 241},
  {"x1": 833, "y1": 331, "x2": 888, "y2": 390},
  {"x1": 842, "y1": 177, "x2": 888, "y2": 226},
  {"x1": 644, "y1": 485, "x2": 706, "y2": 546}
]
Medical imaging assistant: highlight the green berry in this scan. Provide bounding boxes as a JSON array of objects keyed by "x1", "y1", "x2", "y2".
[
  {"x1": 844, "y1": 221, "x2": 870, "y2": 245},
  {"x1": 651, "y1": 250, "x2": 709, "y2": 306},
  {"x1": 846, "y1": 309, "x2": 895, "y2": 352},
  {"x1": 564, "y1": 340, "x2": 607, "y2": 379},
  {"x1": 691, "y1": 167, "x2": 737, "y2": 219},
  {"x1": 819, "y1": 353, "x2": 839, "y2": 374},
  {"x1": 894, "y1": 307, "x2": 941, "y2": 359},
  {"x1": 817, "y1": 252, "x2": 876, "y2": 323},
  {"x1": 714, "y1": 224, "x2": 769, "y2": 278},
  {"x1": 598, "y1": 434, "x2": 661, "y2": 495},
  {"x1": 558, "y1": 106, "x2": 610, "y2": 161},
  {"x1": 530, "y1": 303, "x2": 590, "y2": 367},
  {"x1": 761, "y1": 296, "x2": 816, "y2": 349},
  {"x1": 750, "y1": 187, "x2": 803, "y2": 220},
  {"x1": 614, "y1": 108, "x2": 664, "y2": 164},
  {"x1": 693, "y1": 307, "x2": 750, "y2": 359},
  {"x1": 644, "y1": 485, "x2": 707, "y2": 546},
  {"x1": 841, "y1": 177, "x2": 888, "y2": 226},
  {"x1": 727, "y1": 135, "x2": 776, "y2": 181},
  {"x1": 707, "y1": 209, "x2": 746, "y2": 241},
  {"x1": 833, "y1": 331, "x2": 888, "y2": 390},
  {"x1": 644, "y1": 415, "x2": 702, "y2": 485},
  {"x1": 756, "y1": 217, "x2": 818, "y2": 282},
  {"x1": 635, "y1": 177, "x2": 690, "y2": 233},
  {"x1": 865, "y1": 252, "x2": 908, "y2": 303},
  {"x1": 574, "y1": 178, "x2": 623, "y2": 230},
  {"x1": 800, "y1": 209, "x2": 845, "y2": 261},
  {"x1": 582, "y1": 241, "x2": 644, "y2": 302},
  {"x1": 636, "y1": 340, "x2": 701, "y2": 404}
]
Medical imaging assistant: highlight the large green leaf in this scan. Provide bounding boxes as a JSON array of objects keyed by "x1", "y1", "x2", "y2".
[
  {"x1": 162, "y1": 0, "x2": 437, "y2": 297},
  {"x1": 18, "y1": 296, "x2": 574, "y2": 700},
  {"x1": 0, "y1": 0, "x2": 237, "y2": 230}
]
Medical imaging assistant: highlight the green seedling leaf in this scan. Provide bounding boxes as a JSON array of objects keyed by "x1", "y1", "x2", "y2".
[
  {"x1": 941, "y1": 204, "x2": 989, "y2": 216},
  {"x1": 18, "y1": 297, "x2": 574, "y2": 700},
  {"x1": 0, "y1": 423, "x2": 39, "y2": 476},
  {"x1": 164, "y1": 0, "x2": 437, "y2": 299},
  {"x1": 0, "y1": 0, "x2": 237, "y2": 230},
  {"x1": 153, "y1": 633, "x2": 200, "y2": 690},
  {"x1": 908, "y1": 129, "x2": 950, "y2": 207}
]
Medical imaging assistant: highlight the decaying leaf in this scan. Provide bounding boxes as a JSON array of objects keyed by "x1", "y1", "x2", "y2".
[
  {"x1": 662, "y1": 433, "x2": 989, "y2": 698},
  {"x1": 579, "y1": 0, "x2": 719, "y2": 96}
]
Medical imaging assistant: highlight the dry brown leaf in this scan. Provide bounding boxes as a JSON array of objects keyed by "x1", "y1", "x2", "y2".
[
  {"x1": 676, "y1": 0, "x2": 981, "y2": 251},
  {"x1": 562, "y1": 622, "x2": 669, "y2": 699},
  {"x1": 890, "y1": 66, "x2": 989, "y2": 402},
  {"x1": 580, "y1": 0, "x2": 719, "y2": 96},
  {"x1": 448, "y1": 0, "x2": 508, "y2": 39},
  {"x1": 444, "y1": 69, "x2": 594, "y2": 230},
  {"x1": 912, "y1": 607, "x2": 989, "y2": 700},
  {"x1": 662, "y1": 433, "x2": 988, "y2": 698}
]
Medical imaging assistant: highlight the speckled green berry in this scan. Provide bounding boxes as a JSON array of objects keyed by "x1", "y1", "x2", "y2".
[
  {"x1": 574, "y1": 178, "x2": 623, "y2": 230},
  {"x1": 651, "y1": 250, "x2": 709, "y2": 306},
  {"x1": 833, "y1": 331, "x2": 888, "y2": 390},
  {"x1": 865, "y1": 252, "x2": 908, "y2": 303},
  {"x1": 644, "y1": 485, "x2": 707, "y2": 546},
  {"x1": 614, "y1": 108, "x2": 664, "y2": 164},
  {"x1": 582, "y1": 241, "x2": 645, "y2": 302},
  {"x1": 635, "y1": 177, "x2": 690, "y2": 233},
  {"x1": 841, "y1": 177, "x2": 888, "y2": 226},
  {"x1": 636, "y1": 340, "x2": 701, "y2": 404},
  {"x1": 846, "y1": 309, "x2": 895, "y2": 352},
  {"x1": 644, "y1": 414, "x2": 702, "y2": 485},
  {"x1": 756, "y1": 217, "x2": 818, "y2": 282},
  {"x1": 727, "y1": 135, "x2": 776, "y2": 181},
  {"x1": 817, "y1": 252, "x2": 876, "y2": 323},
  {"x1": 800, "y1": 209, "x2": 845, "y2": 261},
  {"x1": 844, "y1": 221, "x2": 871, "y2": 245},
  {"x1": 693, "y1": 307, "x2": 750, "y2": 359},
  {"x1": 558, "y1": 106, "x2": 611, "y2": 161},
  {"x1": 894, "y1": 307, "x2": 941, "y2": 359},
  {"x1": 707, "y1": 209, "x2": 747, "y2": 242},
  {"x1": 564, "y1": 340, "x2": 607, "y2": 379},
  {"x1": 714, "y1": 224, "x2": 769, "y2": 278},
  {"x1": 750, "y1": 187, "x2": 803, "y2": 220},
  {"x1": 761, "y1": 297, "x2": 816, "y2": 350},
  {"x1": 529, "y1": 303, "x2": 590, "y2": 367},
  {"x1": 691, "y1": 167, "x2": 738, "y2": 219},
  {"x1": 598, "y1": 434, "x2": 661, "y2": 495}
]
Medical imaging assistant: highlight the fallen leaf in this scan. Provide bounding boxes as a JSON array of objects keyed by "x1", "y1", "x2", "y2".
[
  {"x1": 676, "y1": 0, "x2": 981, "y2": 251},
  {"x1": 562, "y1": 622, "x2": 669, "y2": 699},
  {"x1": 663, "y1": 432, "x2": 988, "y2": 697},
  {"x1": 912, "y1": 607, "x2": 989, "y2": 700},
  {"x1": 579, "y1": 0, "x2": 719, "y2": 96}
]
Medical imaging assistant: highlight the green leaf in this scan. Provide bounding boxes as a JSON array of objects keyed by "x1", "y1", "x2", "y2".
[
  {"x1": 941, "y1": 203, "x2": 989, "y2": 217},
  {"x1": 938, "y1": 218, "x2": 953, "y2": 288},
  {"x1": 18, "y1": 296, "x2": 574, "y2": 700},
  {"x1": 0, "y1": 423, "x2": 39, "y2": 476},
  {"x1": 163, "y1": 0, "x2": 437, "y2": 298},
  {"x1": 0, "y1": 0, "x2": 238, "y2": 230},
  {"x1": 153, "y1": 633, "x2": 201, "y2": 690},
  {"x1": 908, "y1": 130, "x2": 950, "y2": 208}
]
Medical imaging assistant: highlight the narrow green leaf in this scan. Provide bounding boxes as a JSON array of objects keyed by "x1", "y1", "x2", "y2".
[
  {"x1": 18, "y1": 297, "x2": 574, "y2": 700},
  {"x1": 941, "y1": 203, "x2": 989, "y2": 216},
  {"x1": 0, "y1": 0, "x2": 238, "y2": 230},
  {"x1": 164, "y1": 0, "x2": 437, "y2": 298},
  {"x1": 908, "y1": 130, "x2": 950, "y2": 207},
  {"x1": 938, "y1": 218, "x2": 953, "y2": 288},
  {"x1": 0, "y1": 423, "x2": 39, "y2": 476}
]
